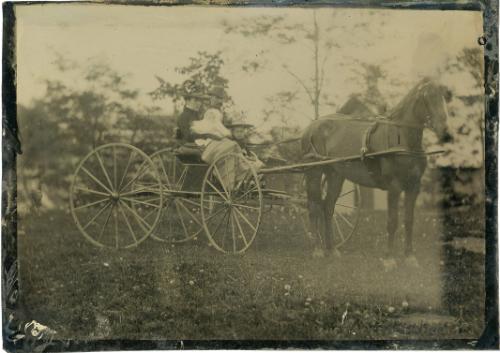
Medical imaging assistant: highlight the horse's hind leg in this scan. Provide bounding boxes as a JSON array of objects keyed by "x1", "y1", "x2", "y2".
[
  {"x1": 323, "y1": 171, "x2": 345, "y2": 252},
  {"x1": 403, "y1": 185, "x2": 420, "y2": 267},
  {"x1": 304, "y1": 169, "x2": 324, "y2": 250}
]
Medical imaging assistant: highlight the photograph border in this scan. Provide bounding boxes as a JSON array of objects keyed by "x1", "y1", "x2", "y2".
[{"x1": 2, "y1": 0, "x2": 498, "y2": 350}]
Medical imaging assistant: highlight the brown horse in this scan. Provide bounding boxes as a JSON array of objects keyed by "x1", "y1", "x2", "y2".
[{"x1": 301, "y1": 77, "x2": 451, "y2": 264}]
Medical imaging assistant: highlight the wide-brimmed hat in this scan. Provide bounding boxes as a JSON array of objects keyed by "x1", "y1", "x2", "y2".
[{"x1": 225, "y1": 115, "x2": 254, "y2": 128}]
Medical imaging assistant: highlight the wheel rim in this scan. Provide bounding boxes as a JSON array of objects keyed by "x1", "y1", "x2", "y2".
[
  {"x1": 69, "y1": 143, "x2": 163, "y2": 248},
  {"x1": 331, "y1": 182, "x2": 361, "y2": 249},
  {"x1": 147, "y1": 148, "x2": 203, "y2": 243},
  {"x1": 201, "y1": 153, "x2": 262, "y2": 254}
]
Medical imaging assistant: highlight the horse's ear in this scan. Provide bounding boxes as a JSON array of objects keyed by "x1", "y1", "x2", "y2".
[{"x1": 440, "y1": 85, "x2": 453, "y2": 103}]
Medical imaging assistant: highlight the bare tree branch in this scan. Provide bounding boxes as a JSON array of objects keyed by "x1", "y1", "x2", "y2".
[
  {"x1": 318, "y1": 52, "x2": 330, "y2": 92},
  {"x1": 282, "y1": 65, "x2": 315, "y2": 105}
]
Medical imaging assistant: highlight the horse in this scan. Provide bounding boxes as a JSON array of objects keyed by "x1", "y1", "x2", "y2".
[{"x1": 301, "y1": 77, "x2": 452, "y2": 265}]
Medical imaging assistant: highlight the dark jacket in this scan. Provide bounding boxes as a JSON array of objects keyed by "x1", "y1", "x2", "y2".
[{"x1": 177, "y1": 107, "x2": 201, "y2": 142}]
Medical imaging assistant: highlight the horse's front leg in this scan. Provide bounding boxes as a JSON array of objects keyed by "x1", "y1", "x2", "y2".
[
  {"x1": 404, "y1": 185, "x2": 420, "y2": 259},
  {"x1": 383, "y1": 187, "x2": 401, "y2": 271},
  {"x1": 387, "y1": 187, "x2": 401, "y2": 255}
]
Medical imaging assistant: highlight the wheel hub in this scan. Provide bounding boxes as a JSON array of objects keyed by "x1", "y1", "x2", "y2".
[{"x1": 110, "y1": 192, "x2": 120, "y2": 202}]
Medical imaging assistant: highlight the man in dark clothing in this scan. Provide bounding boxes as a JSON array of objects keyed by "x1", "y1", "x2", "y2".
[{"x1": 177, "y1": 94, "x2": 205, "y2": 143}]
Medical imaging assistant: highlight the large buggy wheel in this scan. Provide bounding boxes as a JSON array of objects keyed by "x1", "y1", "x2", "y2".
[
  {"x1": 200, "y1": 153, "x2": 263, "y2": 254},
  {"x1": 69, "y1": 143, "x2": 163, "y2": 248},
  {"x1": 144, "y1": 148, "x2": 203, "y2": 243},
  {"x1": 321, "y1": 178, "x2": 361, "y2": 249}
]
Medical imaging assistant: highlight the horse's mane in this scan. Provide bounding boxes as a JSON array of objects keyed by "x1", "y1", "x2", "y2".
[{"x1": 387, "y1": 77, "x2": 435, "y2": 121}]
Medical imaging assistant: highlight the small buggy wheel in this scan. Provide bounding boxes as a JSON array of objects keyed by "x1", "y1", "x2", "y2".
[
  {"x1": 321, "y1": 178, "x2": 361, "y2": 249},
  {"x1": 146, "y1": 148, "x2": 203, "y2": 243},
  {"x1": 69, "y1": 143, "x2": 163, "y2": 248},
  {"x1": 200, "y1": 153, "x2": 263, "y2": 254}
]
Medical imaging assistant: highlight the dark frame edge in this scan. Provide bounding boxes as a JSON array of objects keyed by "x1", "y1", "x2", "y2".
[
  {"x1": 1, "y1": 0, "x2": 498, "y2": 351},
  {"x1": 476, "y1": 0, "x2": 499, "y2": 349},
  {"x1": 2, "y1": 2, "x2": 22, "y2": 353}
]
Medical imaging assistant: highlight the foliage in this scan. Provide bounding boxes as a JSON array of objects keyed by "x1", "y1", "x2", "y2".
[
  {"x1": 431, "y1": 47, "x2": 484, "y2": 169},
  {"x1": 223, "y1": 11, "x2": 388, "y2": 122},
  {"x1": 18, "y1": 58, "x2": 174, "y2": 209},
  {"x1": 150, "y1": 51, "x2": 231, "y2": 108}
]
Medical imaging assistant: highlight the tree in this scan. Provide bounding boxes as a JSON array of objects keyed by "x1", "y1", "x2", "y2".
[
  {"x1": 18, "y1": 57, "x2": 170, "y2": 210},
  {"x1": 453, "y1": 47, "x2": 484, "y2": 163},
  {"x1": 222, "y1": 10, "x2": 387, "y2": 121},
  {"x1": 340, "y1": 62, "x2": 389, "y2": 116},
  {"x1": 151, "y1": 51, "x2": 232, "y2": 110}
]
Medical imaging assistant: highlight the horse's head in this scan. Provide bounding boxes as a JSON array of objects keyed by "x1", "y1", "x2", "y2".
[{"x1": 418, "y1": 80, "x2": 453, "y2": 143}]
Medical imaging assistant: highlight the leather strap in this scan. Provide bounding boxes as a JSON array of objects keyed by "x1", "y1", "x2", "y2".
[{"x1": 360, "y1": 122, "x2": 378, "y2": 160}]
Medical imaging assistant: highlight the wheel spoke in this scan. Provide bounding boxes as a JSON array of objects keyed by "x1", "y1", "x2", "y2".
[
  {"x1": 219, "y1": 210, "x2": 231, "y2": 249},
  {"x1": 232, "y1": 212, "x2": 249, "y2": 247},
  {"x1": 206, "y1": 180, "x2": 230, "y2": 202},
  {"x1": 118, "y1": 150, "x2": 135, "y2": 191},
  {"x1": 177, "y1": 200, "x2": 203, "y2": 227},
  {"x1": 232, "y1": 203, "x2": 260, "y2": 211},
  {"x1": 113, "y1": 146, "x2": 117, "y2": 190},
  {"x1": 337, "y1": 212, "x2": 354, "y2": 228},
  {"x1": 120, "y1": 186, "x2": 154, "y2": 197},
  {"x1": 74, "y1": 197, "x2": 109, "y2": 210},
  {"x1": 233, "y1": 185, "x2": 259, "y2": 203},
  {"x1": 180, "y1": 197, "x2": 207, "y2": 209},
  {"x1": 174, "y1": 200, "x2": 190, "y2": 238},
  {"x1": 95, "y1": 151, "x2": 115, "y2": 191},
  {"x1": 139, "y1": 197, "x2": 161, "y2": 204},
  {"x1": 204, "y1": 206, "x2": 227, "y2": 223},
  {"x1": 120, "y1": 161, "x2": 150, "y2": 193},
  {"x1": 175, "y1": 166, "x2": 188, "y2": 190},
  {"x1": 230, "y1": 212, "x2": 237, "y2": 253},
  {"x1": 336, "y1": 203, "x2": 356, "y2": 210},
  {"x1": 333, "y1": 215, "x2": 345, "y2": 242},
  {"x1": 81, "y1": 166, "x2": 113, "y2": 194},
  {"x1": 82, "y1": 202, "x2": 112, "y2": 230},
  {"x1": 119, "y1": 200, "x2": 152, "y2": 233},
  {"x1": 157, "y1": 156, "x2": 172, "y2": 188},
  {"x1": 213, "y1": 165, "x2": 230, "y2": 198},
  {"x1": 74, "y1": 186, "x2": 110, "y2": 197},
  {"x1": 121, "y1": 197, "x2": 161, "y2": 209},
  {"x1": 209, "y1": 208, "x2": 229, "y2": 238},
  {"x1": 118, "y1": 201, "x2": 138, "y2": 245},
  {"x1": 98, "y1": 204, "x2": 114, "y2": 240},
  {"x1": 233, "y1": 207, "x2": 256, "y2": 232},
  {"x1": 114, "y1": 205, "x2": 119, "y2": 248},
  {"x1": 339, "y1": 188, "x2": 355, "y2": 198}
]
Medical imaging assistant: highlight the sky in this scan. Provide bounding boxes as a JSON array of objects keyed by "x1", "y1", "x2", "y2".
[{"x1": 16, "y1": 4, "x2": 483, "y2": 128}]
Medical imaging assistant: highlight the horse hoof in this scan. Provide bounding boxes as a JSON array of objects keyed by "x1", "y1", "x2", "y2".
[
  {"x1": 312, "y1": 248, "x2": 325, "y2": 258},
  {"x1": 405, "y1": 255, "x2": 420, "y2": 268},
  {"x1": 381, "y1": 258, "x2": 397, "y2": 272}
]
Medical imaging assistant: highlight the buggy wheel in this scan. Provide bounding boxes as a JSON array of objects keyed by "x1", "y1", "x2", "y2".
[
  {"x1": 321, "y1": 178, "x2": 361, "y2": 249},
  {"x1": 147, "y1": 148, "x2": 203, "y2": 243},
  {"x1": 69, "y1": 143, "x2": 163, "y2": 248},
  {"x1": 200, "y1": 153, "x2": 262, "y2": 254}
]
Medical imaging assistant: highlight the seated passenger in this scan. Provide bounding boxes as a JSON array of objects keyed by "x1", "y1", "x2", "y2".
[
  {"x1": 190, "y1": 89, "x2": 263, "y2": 190},
  {"x1": 176, "y1": 81, "x2": 208, "y2": 143}
]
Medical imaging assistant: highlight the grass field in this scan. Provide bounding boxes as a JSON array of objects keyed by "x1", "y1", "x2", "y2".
[{"x1": 17, "y1": 205, "x2": 485, "y2": 342}]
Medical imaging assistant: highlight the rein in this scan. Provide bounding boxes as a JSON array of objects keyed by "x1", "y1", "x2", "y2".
[{"x1": 247, "y1": 137, "x2": 302, "y2": 148}]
